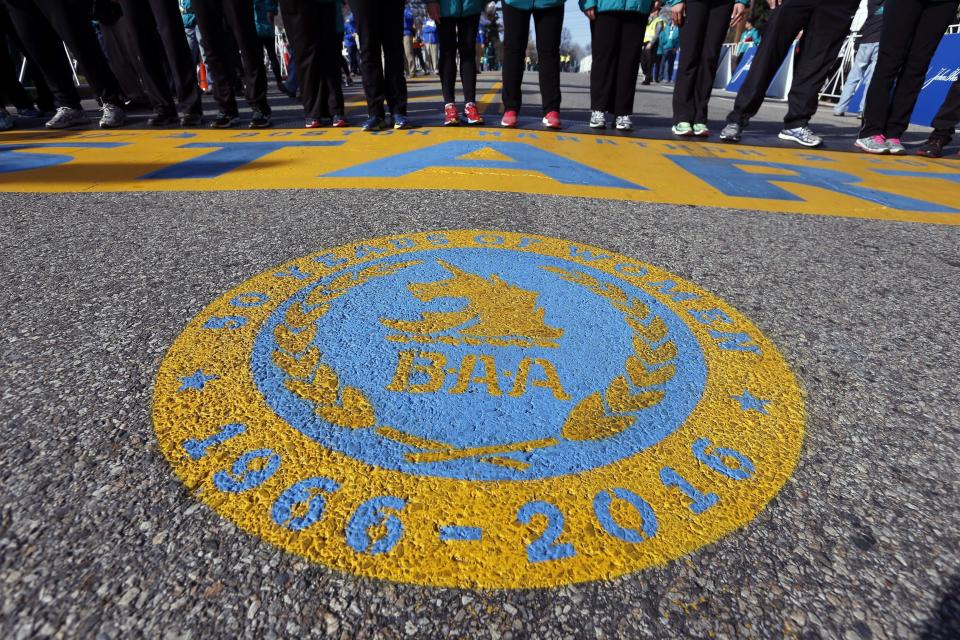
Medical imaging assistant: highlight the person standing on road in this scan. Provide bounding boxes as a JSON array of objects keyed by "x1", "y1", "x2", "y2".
[
  {"x1": 734, "y1": 18, "x2": 759, "y2": 65},
  {"x1": 279, "y1": 0, "x2": 345, "y2": 128},
  {"x1": 3, "y1": 0, "x2": 127, "y2": 129},
  {"x1": 403, "y1": 2, "x2": 418, "y2": 77},
  {"x1": 421, "y1": 16, "x2": 439, "y2": 73},
  {"x1": 428, "y1": 0, "x2": 485, "y2": 126},
  {"x1": 344, "y1": 12, "x2": 361, "y2": 76},
  {"x1": 499, "y1": 0, "x2": 565, "y2": 129},
  {"x1": 640, "y1": 3, "x2": 664, "y2": 85},
  {"x1": 668, "y1": 0, "x2": 747, "y2": 138},
  {"x1": 855, "y1": 0, "x2": 960, "y2": 155},
  {"x1": 833, "y1": 0, "x2": 884, "y2": 118},
  {"x1": 254, "y1": 0, "x2": 285, "y2": 91},
  {"x1": 582, "y1": 0, "x2": 653, "y2": 131},
  {"x1": 916, "y1": 78, "x2": 960, "y2": 158},
  {"x1": 718, "y1": 0, "x2": 860, "y2": 148},
  {"x1": 351, "y1": 0, "x2": 410, "y2": 131},
  {"x1": 115, "y1": 0, "x2": 204, "y2": 127},
  {"x1": 193, "y1": 0, "x2": 272, "y2": 128},
  {"x1": 655, "y1": 16, "x2": 680, "y2": 82}
]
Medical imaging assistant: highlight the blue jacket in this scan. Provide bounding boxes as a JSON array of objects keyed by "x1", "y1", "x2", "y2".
[
  {"x1": 179, "y1": 0, "x2": 196, "y2": 29},
  {"x1": 427, "y1": 0, "x2": 485, "y2": 18},
  {"x1": 579, "y1": 0, "x2": 653, "y2": 12},
  {"x1": 344, "y1": 16, "x2": 357, "y2": 48},
  {"x1": 403, "y1": 7, "x2": 415, "y2": 36},
  {"x1": 253, "y1": 0, "x2": 277, "y2": 39},
  {"x1": 421, "y1": 19, "x2": 438, "y2": 44},
  {"x1": 504, "y1": 0, "x2": 564, "y2": 9},
  {"x1": 658, "y1": 23, "x2": 679, "y2": 53}
]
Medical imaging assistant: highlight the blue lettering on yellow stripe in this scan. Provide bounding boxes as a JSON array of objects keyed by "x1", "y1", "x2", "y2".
[
  {"x1": 874, "y1": 169, "x2": 960, "y2": 184},
  {"x1": 321, "y1": 141, "x2": 645, "y2": 190},
  {"x1": 0, "y1": 142, "x2": 126, "y2": 174},
  {"x1": 708, "y1": 329, "x2": 761, "y2": 355},
  {"x1": 647, "y1": 280, "x2": 700, "y2": 303},
  {"x1": 666, "y1": 156, "x2": 958, "y2": 213},
  {"x1": 141, "y1": 141, "x2": 344, "y2": 180}
]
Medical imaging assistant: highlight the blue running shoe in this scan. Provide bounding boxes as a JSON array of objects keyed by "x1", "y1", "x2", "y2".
[
  {"x1": 393, "y1": 114, "x2": 410, "y2": 129},
  {"x1": 362, "y1": 115, "x2": 387, "y2": 132}
]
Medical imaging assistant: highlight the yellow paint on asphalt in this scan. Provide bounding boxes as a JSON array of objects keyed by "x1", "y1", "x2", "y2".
[
  {"x1": 1, "y1": 128, "x2": 957, "y2": 224},
  {"x1": 152, "y1": 230, "x2": 805, "y2": 587}
]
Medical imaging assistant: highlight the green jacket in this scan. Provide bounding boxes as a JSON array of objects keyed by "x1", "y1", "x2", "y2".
[
  {"x1": 504, "y1": 0, "x2": 565, "y2": 9},
  {"x1": 427, "y1": 0, "x2": 486, "y2": 18},
  {"x1": 579, "y1": 0, "x2": 654, "y2": 13}
]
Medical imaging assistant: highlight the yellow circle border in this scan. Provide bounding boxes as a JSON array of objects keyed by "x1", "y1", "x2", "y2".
[{"x1": 152, "y1": 230, "x2": 805, "y2": 588}]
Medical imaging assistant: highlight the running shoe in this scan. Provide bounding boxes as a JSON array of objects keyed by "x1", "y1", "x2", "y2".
[
  {"x1": 362, "y1": 116, "x2": 387, "y2": 131},
  {"x1": 17, "y1": 106, "x2": 41, "y2": 118},
  {"x1": 501, "y1": 110, "x2": 518, "y2": 128},
  {"x1": 719, "y1": 122, "x2": 741, "y2": 142},
  {"x1": 305, "y1": 118, "x2": 323, "y2": 128},
  {"x1": 778, "y1": 126, "x2": 822, "y2": 147},
  {"x1": 589, "y1": 110, "x2": 606, "y2": 129},
  {"x1": 916, "y1": 137, "x2": 947, "y2": 158},
  {"x1": 615, "y1": 116, "x2": 633, "y2": 131},
  {"x1": 147, "y1": 110, "x2": 178, "y2": 127},
  {"x1": 99, "y1": 103, "x2": 126, "y2": 128},
  {"x1": 692, "y1": 123, "x2": 710, "y2": 137},
  {"x1": 443, "y1": 103, "x2": 460, "y2": 126},
  {"x1": 393, "y1": 114, "x2": 411, "y2": 129},
  {"x1": 854, "y1": 135, "x2": 889, "y2": 154},
  {"x1": 672, "y1": 122, "x2": 693, "y2": 137},
  {"x1": 249, "y1": 109, "x2": 272, "y2": 128},
  {"x1": 0, "y1": 109, "x2": 12, "y2": 131},
  {"x1": 464, "y1": 102, "x2": 483, "y2": 125},
  {"x1": 332, "y1": 114, "x2": 349, "y2": 128},
  {"x1": 886, "y1": 137, "x2": 906, "y2": 155},
  {"x1": 211, "y1": 111, "x2": 240, "y2": 128},
  {"x1": 542, "y1": 111, "x2": 561, "y2": 129},
  {"x1": 179, "y1": 113, "x2": 202, "y2": 127}
]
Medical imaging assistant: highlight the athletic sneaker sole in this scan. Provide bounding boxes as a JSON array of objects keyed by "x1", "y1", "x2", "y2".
[
  {"x1": 778, "y1": 131, "x2": 822, "y2": 147},
  {"x1": 671, "y1": 129, "x2": 694, "y2": 137},
  {"x1": 853, "y1": 141, "x2": 889, "y2": 154},
  {"x1": 589, "y1": 122, "x2": 605, "y2": 129}
]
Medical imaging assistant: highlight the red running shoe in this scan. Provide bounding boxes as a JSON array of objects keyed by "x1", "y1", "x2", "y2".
[
  {"x1": 443, "y1": 103, "x2": 459, "y2": 126},
  {"x1": 304, "y1": 118, "x2": 322, "y2": 128},
  {"x1": 542, "y1": 111, "x2": 561, "y2": 129},
  {"x1": 464, "y1": 102, "x2": 484, "y2": 125},
  {"x1": 331, "y1": 114, "x2": 348, "y2": 127},
  {"x1": 501, "y1": 110, "x2": 518, "y2": 128}
]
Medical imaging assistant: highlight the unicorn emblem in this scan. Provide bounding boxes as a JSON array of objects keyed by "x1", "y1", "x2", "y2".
[{"x1": 380, "y1": 260, "x2": 563, "y2": 347}]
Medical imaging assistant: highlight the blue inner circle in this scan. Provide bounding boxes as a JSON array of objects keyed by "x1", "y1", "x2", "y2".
[{"x1": 251, "y1": 249, "x2": 707, "y2": 481}]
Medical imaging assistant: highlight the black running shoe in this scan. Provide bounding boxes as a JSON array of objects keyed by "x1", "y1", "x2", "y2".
[
  {"x1": 147, "y1": 110, "x2": 178, "y2": 127},
  {"x1": 211, "y1": 111, "x2": 239, "y2": 128},
  {"x1": 179, "y1": 113, "x2": 203, "y2": 128},
  {"x1": 249, "y1": 109, "x2": 272, "y2": 129},
  {"x1": 916, "y1": 136, "x2": 947, "y2": 159}
]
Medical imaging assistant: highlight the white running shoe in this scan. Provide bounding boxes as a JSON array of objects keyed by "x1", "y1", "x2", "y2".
[
  {"x1": 45, "y1": 106, "x2": 90, "y2": 129},
  {"x1": 99, "y1": 103, "x2": 126, "y2": 129},
  {"x1": 589, "y1": 110, "x2": 606, "y2": 129},
  {"x1": 615, "y1": 115, "x2": 633, "y2": 131}
]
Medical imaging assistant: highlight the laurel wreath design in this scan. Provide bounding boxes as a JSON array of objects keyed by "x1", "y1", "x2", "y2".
[
  {"x1": 272, "y1": 261, "x2": 422, "y2": 429},
  {"x1": 273, "y1": 260, "x2": 677, "y2": 472},
  {"x1": 539, "y1": 266, "x2": 676, "y2": 443}
]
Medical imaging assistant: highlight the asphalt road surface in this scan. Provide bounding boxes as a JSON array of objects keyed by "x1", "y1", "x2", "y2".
[{"x1": 1, "y1": 73, "x2": 959, "y2": 639}]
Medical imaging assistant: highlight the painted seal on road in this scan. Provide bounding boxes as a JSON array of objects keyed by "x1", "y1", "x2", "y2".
[{"x1": 152, "y1": 231, "x2": 804, "y2": 588}]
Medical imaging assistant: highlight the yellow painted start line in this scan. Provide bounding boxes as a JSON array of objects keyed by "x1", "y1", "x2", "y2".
[{"x1": 0, "y1": 127, "x2": 957, "y2": 225}]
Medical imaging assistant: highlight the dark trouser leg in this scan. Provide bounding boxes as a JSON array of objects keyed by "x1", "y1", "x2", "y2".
[
  {"x1": 783, "y1": 0, "x2": 858, "y2": 129},
  {"x1": 726, "y1": 0, "x2": 815, "y2": 127},
  {"x1": 501, "y1": 3, "x2": 530, "y2": 112},
  {"x1": 533, "y1": 5, "x2": 563, "y2": 114},
  {"x1": 259, "y1": 35, "x2": 283, "y2": 84},
  {"x1": 2, "y1": 0, "x2": 82, "y2": 108},
  {"x1": 280, "y1": 0, "x2": 338, "y2": 120},
  {"x1": 457, "y1": 15, "x2": 480, "y2": 104},
  {"x1": 193, "y1": 0, "x2": 239, "y2": 114},
  {"x1": 221, "y1": 0, "x2": 269, "y2": 112},
  {"x1": 2, "y1": 3, "x2": 58, "y2": 111},
  {"x1": 380, "y1": 0, "x2": 406, "y2": 115},
  {"x1": 881, "y1": 0, "x2": 959, "y2": 138},
  {"x1": 352, "y1": 0, "x2": 386, "y2": 118},
  {"x1": 117, "y1": 0, "x2": 177, "y2": 114},
  {"x1": 590, "y1": 12, "x2": 621, "y2": 112},
  {"x1": 0, "y1": 30, "x2": 33, "y2": 108},
  {"x1": 147, "y1": 0, "x2": 202, "y2": 115},
  {"x1": 930, "y1": 78, "x2": 960, "y2": 142},
  {"x1": 32, "y1": 0, "x2": 122, "y2": 105},
  {"x1": 614, "y1": 12, "x2": 645, "y2": 116},
  {"x1": 438, "y1": 18, "x2": 458, "y2": 104},
  {"x1": 691, "y1": 0, "x2": 732, "y2": 124}
]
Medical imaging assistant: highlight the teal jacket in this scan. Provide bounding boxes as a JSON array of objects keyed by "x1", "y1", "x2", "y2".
[
  {"x1": 254, "y1": 0, "x2": 278, "y2": 38},
  {"x1": 665, "y1": 0, "x2": 749, "y2": 5},
  {"x1": 504, "y1": 0, "x2": 565, "y2": 9},
  {"x1": 658, "y1": 23, "x2": 680, "y2": 53},
  {"x1": 579, "y1": 0, "x2": 654, "y2": 13},
  {"x1": 427, "y1": 0, "x2": 485, "y2": 18}
]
